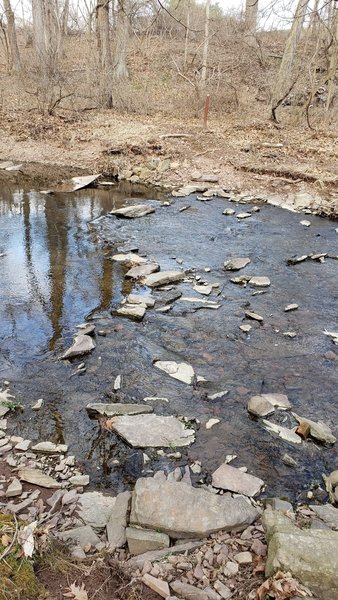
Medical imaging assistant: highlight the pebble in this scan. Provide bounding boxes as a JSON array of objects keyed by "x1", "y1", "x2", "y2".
[
  {"x1": 206, "y1": 418, "x2": 220, "y2": 430},
  {"x1": 31, "y1": 399, "x2": 43, "y2": 410},
  {"x1": 284, "y1": 303, "x2": 299, "y2": 312},
  {"x1": 234, "y1": 551, "x2": 252, "y2": 564},
  {"x1": 214, "y1": 580, "x2": 232, "y2": 599}
]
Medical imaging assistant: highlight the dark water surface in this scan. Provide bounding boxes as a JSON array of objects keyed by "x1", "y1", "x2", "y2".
[{"x1": 0, "y1": 182, "x2": 337, "y2": 499}]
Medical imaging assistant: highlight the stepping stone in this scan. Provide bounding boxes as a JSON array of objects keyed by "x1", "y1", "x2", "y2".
[
  {"x1": 62, "y1": 334, "x2": 95, "y2": 359},
  {"x1": 108, "y1": 414, "x2": 195, "y2": 447},
  {"x1": 143, "y1": 271, "x2": 185, "y2": 288},
  {"x1": 212, "y1": 463, "x2": 264, "y2": 497},
  {"x1": 110, "y1": 204, "x2": 155, "y2": 218}
]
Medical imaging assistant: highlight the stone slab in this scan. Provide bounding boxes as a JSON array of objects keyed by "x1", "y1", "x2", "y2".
[
  {"x1": 86, "y1": 403, "x2": 153, "y2": 417},
  {"x1": 109, "y1": 414, "x2": 195, "y2": 448},
  {"x1": 127, "y1": 526, "x2": 170, "y2": 555},
  {"x1": 212, "y1": 463, "x2": 264, "y2": 497}
]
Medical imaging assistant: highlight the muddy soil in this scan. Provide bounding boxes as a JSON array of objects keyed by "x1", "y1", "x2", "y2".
[{"x1": 1, "y1": 181, "x2": 337, "y2": 501}]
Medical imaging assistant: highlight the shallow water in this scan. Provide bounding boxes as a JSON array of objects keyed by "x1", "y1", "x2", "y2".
[{"x1": 1, "y1": 182, "x2": 337, "y2": 499}]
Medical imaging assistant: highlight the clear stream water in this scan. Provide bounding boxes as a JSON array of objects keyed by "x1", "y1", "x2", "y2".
[{"x1": 0, "y1": 181, "x2": 337, "y2": 499}]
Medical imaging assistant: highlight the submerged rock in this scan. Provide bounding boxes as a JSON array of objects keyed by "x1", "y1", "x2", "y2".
[
  {"x1": 110, "y1": 204, "x2": 155, "y2": 218},
  {"x1": 212, "y1": 463, "x2": 264, "y2": 497},
  {"x1": 130, "y1": 478, "x2": 258, "y2": 538},
  {"x1": 262, "y1": 420, "x2": 301, "y2": 444},
  {"x1": 154, "y1": 360, "x2": 195, "y2": 384},
  {"x1": 108, "y1": 414, "x2": 195, "y2": 447},
  {"x1": 86, "y1": 403, "x2": 153, "y2": 417}
]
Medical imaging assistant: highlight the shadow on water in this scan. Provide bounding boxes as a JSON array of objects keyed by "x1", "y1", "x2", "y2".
[{"x1": 1, "y1": 179, "x2": 338, "y2": 500}]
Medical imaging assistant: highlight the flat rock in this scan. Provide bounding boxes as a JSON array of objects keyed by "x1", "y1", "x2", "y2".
[
  {"x1": 193, "y1": 284, "x2": 212, "y2": 296},
  {"x1": 223, "y1": 208, "x2": 235, "y2": 215},
  {"x1": 249, "y1": 276, "x2": 271, "y2": 287},
  {"x1": 112, "y1": 253, "x2": 147, "y2": 265},
  {"x1": 262, "y1": 420, "x2": 301, "y2": 444},
  {"x1": 18, "y1": 468, "x2": 61, "y2": 489},
  {"x1": 126, "y1": 541, "x2": 203, "y2": 570},
  {"x1": 62, "y1": 334, "x2": 95, "y2": 359},
  {"x1": 106, "y1": 491, "x2": 131, "y2": 548},
  {"x1": 130, "y1": 478, "x2": 258, "y2": 538},
  {"x1": 77, "y1": 491, "x2": 116, "y2": 528},
  {"x1": 115, "y1": 304, "x2": 146, "y2": 321},
  {"x1": 126, "y1": 527, "x2": 169, "y2": 555},
  {"x1": 309, "y1": 504, "x2": 338, "y2": 529},
  {"x1": 171, "y1": 581, "x2": 209, "y2": 600},
  {"x1": 69, "y1": 474, "x2": 90, "y2": 486},
  {"x1": 245, "y1": 310, "x2": 263, "y2": 322},
  {"x1": 224, "y1": 257, "x2": 250, "y2": 271},
  {"x1": 58, "y1": 525, "x2": 100, "y2": 548},
  {"x1": 109, "y1": 414, "x2": 195, "y2": 447},
  {"x1": 110, "y1": 204, "x2": 155, "y2": 218},
  {"x1": 31, "y1": 442, "x2": 68, "y2": 453},
  {"x1": 125, "y1": 263, "x2": 159, "y2": 279},
  {"x1": 127, "y1": 293, "x2": 155, "y2": 307},
  {"x1": 262, "y1": 393, "x2": 291, "y2": 409},
  {"x1": 212, "y1": 463, "x2": 264, "y2": 497},
  {"x1": 144, "y1": 270, "x2": 185, "y2": 288},
  {"x1": 86, "y1": 403, "x2": 153, "y2": 417},
  {"x1": 154, "y1": 360, "x2": 195, "y2": 384},
  {"x1": 248, "y1": 396, "x2": 275, "y2": 417},
  {"x1": 142, "y1": 574, "x2": 170, "y2": 598},
  {"x1": 285, "y1": 303, "x2": 299, "y2": 312},
  {"x1": 6, "y1": 478, "x2": 23, "y2": 498},
  {"x1": 292, "y1": 413, "x2": 336, "y2": 445}
]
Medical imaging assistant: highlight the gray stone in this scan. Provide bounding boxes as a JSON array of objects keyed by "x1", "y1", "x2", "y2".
[
  {"x1": 245, "y1": 311, "x2": 263, "y2": 322},
  {"x1": 262, "y1": 393, "x2": 291, "y2": 410},
  {"x1": 127, "y1": 294, "x2": 155, "y2": 307},
  {"x1": 265, "y1": 498, "x2": 293, "y2": 514},
  {"x1": 69, "y1": 474, "x2": 90, "y2": 486},
  {"x1": 282, "y1": 453, "x2": 297, "y2": 467},
  {"x1": 6, "y1": 478, "x2": 22, "y2": 497},
  {"x1": 15, "y1": 439, "x2": 31, "y2": 451},
  {"x1": 126, "y1": 541, "x2": 203, "y2": 570},
  {"x1": 154, "y1": 360, "x2": 195, "y2": 384},
  {"x1": 170, "y1": 581, "x2": 209, "y2": 600},
  {"x1": 125, "y1": 263, "x2": 159, "y2": 279},
  {"x1": 31, "y1": 442, "x2": 68, "y2": 453},
  {"x1": 224, "y1": 257, "x2": 250, "y2": 271},
  {"x1": 112, "y1": 253, "x2": 147, "y2": 265},
  {"x1": 248, "y1": 396, "x2": 275, "y2": 417},
  {"x1": 262, "y1": 420, "x2": 301, "y2": 444},
  {"x1": 31, "y1": 399, "x2": 43, "y2": 410},
  {"x1": 86, "y1": 403, "x2": 153, "y2": 417},
  {"x1": 18, "y1": 468, "x2": 61, "y2": 489},
  {"x1": 262, "y1": 508, "x2": 298, "y2": 542},
  {"x1": 77, "y1": 491, "x2": 116, "y2": 528},
  {"x1": 58, "y1": 525, "x2": 100, "y2": 548},
  {"x1": 214, "y1": 581, "x2": 231, "y2": 599},
  {"x1": 109, "y1": 414, "x2": 195, "y2": 448},
  {"x1": 223, "y1": 208, "x2": 235, "y2": 215},
  {"x1": 234, "y1": 551, "x2": 252, "y2": 564},
  {"x1": 285, "y1": 304, "x2": 299, "y2": 312},
  {"x1": 106, "y1": 491, "x2": 131, "y2": 548},
  {"x1": 130, "y1": 478, "x2": 258, "y2": 538},
  {"x1": 115, "y1": 304, "x2": 146, "y2": 321},
  {"x1": 127, "y1": 527, "x2": 170, "y2": 555},
  {"x1": 292, "y1": 413, "x2": 336, "y2": 445},
  {"x1": 144, "y1": 271, "x2": 185, "y2": 288},
  {"x1": 265, "y1": 530, "x2": 338, "y2": 598},
  {"x1": 212, "y1": 463, "x2": 264, "y2": 497},
  {"x1": 142, "y1": 574, "x2": 170, "y2": 598},
  {"x1": 309, "y1": 504, "x2": 338, "y2": 529},
  {"x1": 62, "y1": 334, "x2": 95, "y2": 359},
  {"x1": 249, "y1": 276, "x2": 271, "y2": 287},
  {"x1": 110, "y1": 204, "x2": 155, "y2": 218}
]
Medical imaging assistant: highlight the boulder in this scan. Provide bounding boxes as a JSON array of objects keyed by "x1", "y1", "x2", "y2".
[
  {"x1": 127, "y1": 293, "x2": 155, "y2": 307},
  {"x1": 106, "y1": 491, "x2": 131, "y2": 548},
  {"x1": 212, "y1": 463, "x2": 264, "y2": 497},
  {"x1": 86, "y1": 403, "x2": 153, "y2": 417},
  {"x1": 126, "y1": 527, "x2": 170, "y2": 555},
  {"x1": 130, "y1": 478, "x2": 258, "y2": 538},
  {"x1": 110, "y1": 204, "x2": 155, "y2": 218},
  {"x1": 143, "y1": 271, "x2": 185, "y2": 288},
  {"x1": 62, "y1": 334, "x2": 95, "y2": 359},
  {"x1": 108, "y1": 414, "x2": 195, "y2": 448}
]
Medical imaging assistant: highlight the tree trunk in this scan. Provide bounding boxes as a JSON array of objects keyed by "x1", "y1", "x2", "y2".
[
  {"x1": 32, "y1": 0, "x2": 62, "y2": 77},
  {"x1": 3, "y1": 0, "x2": 21, "y2": 73},
  {"x1": 245, "y1": 0, "x2": 258, "y2": 32},
  {"x1": 61, "y1": 0, "x2": 70, "y2": 35},
  {"x1": 271, "y1": 0, "x2": 310, "y2": 121},
  {"x1": 201, "y1": 0, "x2": 210, "y2": 86},
  {"x1": 96, "y1": 0, "x2": 113, "y2": 106},
  {"x1": 326, "y1": 3, "x2": 338, "y2": 110},
  {"x1": 184, "y1": 0, "x2": 190, "y2": 69},
  {"x1": 114, "y1": 0, "x2": 129, "y2": 79}
]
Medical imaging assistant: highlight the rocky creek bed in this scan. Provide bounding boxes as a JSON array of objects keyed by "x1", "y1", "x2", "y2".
[{"x1": 0, "y1": 175, "x2": 338, "y2": 599}]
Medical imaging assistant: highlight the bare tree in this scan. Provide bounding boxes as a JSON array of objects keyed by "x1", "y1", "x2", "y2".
[
  {"x1": 326, "y1": 1, "x2": 338, "y2": 110},
  {"x1": 201, "y1": 0, "x2": 210, "y2": 86},
  {"x1": 31, "y1": 0, "x2": 63, "y2": 76},
  {"x1": 270, "y1": 0, "x2": 310, "y2": 121},
  {"x1": 3, "y1": 0, "x2": 21, "y2": 72},
  {"x1": 114, "y1": 0, "x2": 129, "y2": 79},
  {"x1": 244, "y1": 0, "x2": 258, "y2": 32},
  {"x1": 96, "y1": 0, "x2": 113, "y2": 106}
]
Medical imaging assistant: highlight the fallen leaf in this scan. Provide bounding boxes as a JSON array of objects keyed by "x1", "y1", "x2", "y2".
[
  {"x1": 1, "y1": 533, "x2": 11, "y2": 547},
  {"x1": 256, "y1": 571, "x2": 312, "y2": 600},
  {"x1": 63, "y1": 582, "x2": 88, "y2": 600},
  {"x1": 18, "y1": 521, "x2": 37, "y2": 558}
]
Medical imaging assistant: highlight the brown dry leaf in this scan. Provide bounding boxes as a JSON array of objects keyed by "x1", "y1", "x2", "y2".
[
  {"x1": 1, "y1": 533, "x2": 11, "y2": 547},
  {"x1": 256, "y1": 571, "x2": 312, "y2": 600},
  {"x1": 63, "y1": 582, "x2": 88, "y2": 600}
]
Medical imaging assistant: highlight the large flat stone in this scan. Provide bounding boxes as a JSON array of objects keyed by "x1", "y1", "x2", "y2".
[
  {"x1": 106, "y1": 491, "x2": 131, "y2": 548},
  {"x1": 109, "y1": 414, "x2": 195, "y2": 448},
  {"x1": 18, "y1": 468, "x2": 61, "y2": 489},
  {"x1": 86, "y1": 403, "x2": 153, "y2": 417},
  {"x1": 293, "y1": 413, "x2": 336, "y2": 445},
  {"x1": 58, "y1": 525, "x2": 100, "y2": 548},
  {"x1": 212, "y1": 463, "x2": 264, "y2": 497},
  {"x1": 126, "y1": 526, "x2": 170, "y2": 555},
  {"x1": 111, "y1": 253, "x2": 147, "y2": 265},
  {"x1": 110, "y1": 204, "x2": 155, "y2": 218},
  {"x1": 62, "y1": 334, "x2": 95, "y2": 359},
  {"x1": 130, "y1": 478, "x2": 258, "y2": 538},
  {"x1": 115, "y1": 304, "x2": 146, "y2": 321},
  {"x1": 125, "y1": 263, "x2": 159, "y2": 279},
  {"x1": 77, "y1": 491, "x2": 116, "y2": 528},
  {"x1": 126, "y1": 541, "x2": 204, "y2": 570},
  {"x1": 265, "y1": 531, "x2": 338, "y2": 598},
  {"x1": 143, "y1": 270, "x2": 185, "y2": 288},
  {"x1": 224, "y1": 257, "x2": 250, "y2": 271},
  {"x1": 142, "y1": 574, "x2": 170, "y2": 598},
  {"x1": 309, "y1": 504, "x2": 338, "y2": 529}
]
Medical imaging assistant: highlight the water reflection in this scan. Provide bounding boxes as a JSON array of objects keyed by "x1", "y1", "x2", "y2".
[{"x1": 0, "y1": 183, "x2": 161, "y2": 365}]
